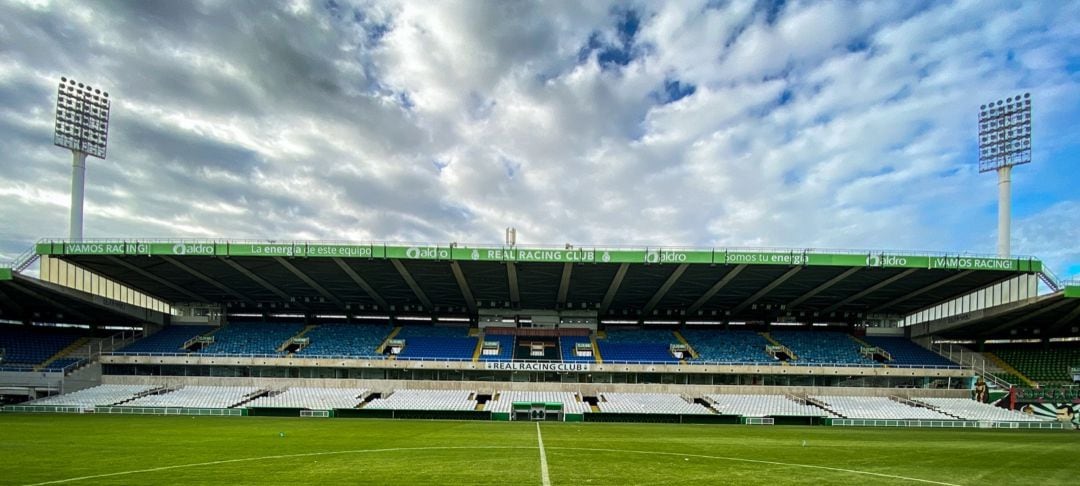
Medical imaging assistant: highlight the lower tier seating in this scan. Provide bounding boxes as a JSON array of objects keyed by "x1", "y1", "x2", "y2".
[
  {"x1": 812, "y1": 396, "x2": 952, "y2": 420},
  {"x1": 365, "y1": 389, "x2": 477, "y2": 411},
  {"x1": 914, "y1": 397, "x2": 1047, "y2": 422},
  {"x1": 707, "y1": 394, "x2": 833, "y2": 417},
  {"x1": 28, "y1": 385, "x2": 156, "y2": 407},
  {"x1": 123, "y1": 386, "x2": 259, "y2": 408},
  {"x1": 598, "y1": 392, "x2": 710, "y2": 414},
  {"x1": 246, "y1": 387, "x2": 368, "y2": 409}
]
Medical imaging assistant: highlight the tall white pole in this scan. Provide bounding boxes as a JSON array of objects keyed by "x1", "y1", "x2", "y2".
[
  {"x1": 997, "y1": 165, "x2": 1011, "y2": 258},
  {"x1": 69, "y1": 150, "x2": 87, "y2": 241}
]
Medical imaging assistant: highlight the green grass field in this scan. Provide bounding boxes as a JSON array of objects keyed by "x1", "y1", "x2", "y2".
[{"x1": 1, "y1": 414, "x2": 1077, "y2": 485}]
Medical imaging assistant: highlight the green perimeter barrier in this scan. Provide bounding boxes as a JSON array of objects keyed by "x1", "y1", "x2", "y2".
[
  {"x1": 583, "y1": 413, "x2": 739, "y2": 424},
  {"x1": 247, "y1": 407, "x2": 302, "y2": 418},
  {"x1": 3, "y1": 405, "x2": 88, "y2": 413},
  {"x1": 93, "y1": 407, "x2": 246, "y2": 416},
  {"x1": 491, "y1": 412, "x2": 511, "y2": 421},
  {"x1": 826, "y1": 418, "x2": 1065, "y2": 429},
  {"x1": 334, "y1": 409, "x2": 490, "y2": 421}
]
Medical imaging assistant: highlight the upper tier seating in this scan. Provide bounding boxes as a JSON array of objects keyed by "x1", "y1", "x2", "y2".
[
  {"x1": 991, "y1": 346, "x2": 1080, "y2": 385},
  {"x1": 680, "y1": 329, "x2": 774, "y2": 363},
  {"x1": 42, "y1": 358, "x2": 81, "y2": 371},
  {"x1": 395, "y1": 326, "x2": 477, "y2": 361},
  {"x1": 198, "y1": 323, "x2": 305, "y2": 355},
  {"x1": 365, "y1": 389, "x2": 478, "y2": 411},
  {"x1": 707, "y1": 394, "x2": 833, "y2": 417},
  {"x1": 118, "y1": 326, "x2": 210, "y2": 354},
  {"x1": 559, "y1": 336, "x2": 595, "y2": 363},
  {"x1": 295, "y1": 323, "x2": 391, "y2": 358},
  {"x1": 478, "y1": 335, "x2": 515, "y2": 361},
  {"x1": 771, "y1": 331, "x2": 874, "y2": 365},
  {"x1": 812, "y1": 396, "x2": 953, "y2": 420},
  {"x1": 862, "y1": 337, "x2": 957, "y2": 367},
  {"x1": 597, "y1": 329, "x2": 678, "y2": 363},
  {"x1": 914, "y1": 397, "x2": 1047, "y2": 422},
  {"x1": 28, "y1": 385, "x2": 156, "y2": 407},
  {"x1": 0, "y1": 324, "x2": 83, "y2": 367},
  {"x1": 598, "y1": 392, "x2": 710, "y2": 414},
  {"x1": 246, "y1": 387, "x2": 368, "y2": 409},
  {"x1": 488, "y1": 391, "x2": 591, "y2": 414},
  {"x1": 123, "y1": 386, "x2": 259, "y2": 408}
]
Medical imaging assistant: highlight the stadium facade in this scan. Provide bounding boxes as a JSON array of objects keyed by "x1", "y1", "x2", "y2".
[{"x1": 2, "y1": 238, "x2": 1077, "y2": 426}]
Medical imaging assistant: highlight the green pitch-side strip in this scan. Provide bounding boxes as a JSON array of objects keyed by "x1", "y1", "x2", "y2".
[
  {"x1": 0, "y1": 267, "x2": 11, "y2": 281},
  {"x1": 34, "y1": 240, "x2": 1042, "y2": 272},
  {"x1": 1065, "y1": 285, "x2": 1080, "y2": 299}
]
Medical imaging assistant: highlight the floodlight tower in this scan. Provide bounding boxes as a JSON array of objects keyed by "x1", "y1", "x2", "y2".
[
  {"x1": 53, "y1": 77, "x2": 111, "y2": 241},
  {"x1": 978, "y1": 93, "x2": 1031, "y2": 258}
]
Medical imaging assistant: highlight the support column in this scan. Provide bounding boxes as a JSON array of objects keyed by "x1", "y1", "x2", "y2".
[
  {"x1": 997, "y1": 165, "x2": 1011, "y2": 258},
  {"x1": 69, "y1": 151, "x2": 87, "y2": 240}
]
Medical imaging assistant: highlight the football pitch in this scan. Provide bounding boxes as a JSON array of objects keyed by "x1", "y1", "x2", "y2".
[{"x1": 1, "y1": 414, "x2": 1076, "y2": 485}]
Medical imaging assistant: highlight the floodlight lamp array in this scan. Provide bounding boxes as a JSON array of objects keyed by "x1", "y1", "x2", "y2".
[
  {"x1": 978, "y1": 92, "x2": 1030, "y2": 172},
  {"x1": 53, "y1": 77, "x2": 111, "y2": 159}
]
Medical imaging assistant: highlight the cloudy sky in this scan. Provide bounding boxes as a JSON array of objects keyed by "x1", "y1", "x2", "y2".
[{"x1": 1, "y1": 0, "x2": 1078, "y2": 279}]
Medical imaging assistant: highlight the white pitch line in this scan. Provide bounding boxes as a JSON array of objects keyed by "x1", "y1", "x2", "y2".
[
  {"x1": 536, "y1": 422, "x2": 552, "y2": 486},
  {"x1": 547, "y1": 447, "x2": 961, "y2": 486}
]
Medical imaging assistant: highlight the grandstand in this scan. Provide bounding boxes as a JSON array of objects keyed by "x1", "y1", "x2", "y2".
[
  {"x1": 122, "y1": 386, "x2": 260, "y2": 409},
  {"x1": 707, "y1": 394, "x2": 834, "y2": 418},
  {"x1": 246, "y1": 387, "x2": 368, "y2": 410},
  {"x1": 27, "y1": 384, "x2": 155, "y2": 407},
  {"x1": 811, "y1": 396, "x2": 953, "y2": 420}
]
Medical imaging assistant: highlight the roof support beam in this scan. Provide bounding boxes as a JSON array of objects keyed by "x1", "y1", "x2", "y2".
[
  {"x1": 221, "y1": 258, "x2": 303, "y2": 309},
  {"x1": 105, "y1": 256, "x2": 205, "y2": 303},
  {"x1": 506, "y1": 262, "x2": 520, "y2": 307},
  {"x1": 274, "y1": 257, "x2": 344, "y2": 307},
  {"x1": 982, "y1": 299, "x2": 1075, "y2": 336},
  {"x1": 787, "y1": 267, "x2": 861, "y2": 309},
  {"x1": 5, "y1": 282, "x2": 92, "y2": 322},
  {"x1": 822, "y1": 269, "x2": 917, "y2": 314},
  {"x1": 599, "y1": 263, "x2": 630, "y2": 316},
  {"x1": 687, "y1": 265, "x2": 746, "y2": 315},
  {"x1": 642, "y1": 264, "x2": 688, "y2": 316},
  {"x1": 556, "y1": 263, "x2": 573, "y2": 308},
  {"x1": 732, "y1": 266, "x2": 803, "y2": 315},
  {"x1": 390, "y1": 259, "x2": 433, "y2": 312},
  {"x1": 0, "y1": 286, "x2": 26, "y2": 319},
  {"x1": 868, "y1": 270, "x2": 974, "y2": 314},
  {"x1": 161, "y1": 256, "x2": 255, "y2": 304},
  {"x1": 1051, "y1": 301, "x2": 1080, "y2": 328},
  {"x1": 450, "y1": 261, "x2": 478, "y2": 316},
  {"x1": 333, "y1": 258, "x2": 389, "y2": 310}
]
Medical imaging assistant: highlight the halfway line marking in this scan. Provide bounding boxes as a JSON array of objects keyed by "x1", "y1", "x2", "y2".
[
  {"x1": 536, "y1": 422, "x2": 551, "y2": 486},
  {"x1": 547, "y1": 447, "x2": 961, "y2": 486}
]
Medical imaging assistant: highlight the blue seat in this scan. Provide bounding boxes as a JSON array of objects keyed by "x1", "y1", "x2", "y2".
[
  {"x1": 680, "y1": 329, "x2": 775, "y2": 363},
  {"x1": 119, "y1": 326, "x2": 210, "y2": 354}
]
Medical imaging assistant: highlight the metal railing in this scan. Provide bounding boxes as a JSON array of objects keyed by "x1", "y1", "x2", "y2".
[
  {"x1": 12, "y1": 245, "x2": 39, "y2": 273},
  {"x1": 101, "y1": 351, "x2": 961, "y2": 370},
  {"x1": 927, "y1": 342, "x2": 1012, "y2": 388}
]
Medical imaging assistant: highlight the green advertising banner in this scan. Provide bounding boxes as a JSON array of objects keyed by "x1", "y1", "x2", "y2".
[
  {"x1": 724, "y1": 251, "x2": 807, "y2": 266},
  {"x1": 1065, "y1": 285, "x2": 1080, "y2": 299},
  {"x1": 32, "y1": 239, "x2": 1044, "y2": 273},
  {"x1": 0, "y1": 267, "x2": 12, "y2": 281}
]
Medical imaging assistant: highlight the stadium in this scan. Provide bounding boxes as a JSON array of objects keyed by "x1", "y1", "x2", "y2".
[{"x1": 2, "y1": 1, "x2": 1080, "y2": 485}]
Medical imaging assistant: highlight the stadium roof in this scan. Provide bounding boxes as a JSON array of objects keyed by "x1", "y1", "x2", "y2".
[
  {"x1": 34, "y1": 239, "x2": 1046, "y2": 323},
  {"x1": 0, "y1": 268, "x2": 164, "y2": 326},
  {"x1": 913, "y1": 284, "x2": 1080, "y2": 340}
]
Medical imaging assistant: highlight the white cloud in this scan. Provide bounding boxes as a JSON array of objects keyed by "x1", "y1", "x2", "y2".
[{"x1": 0, "y1": 0, "x2": 1076, "y2": 279}]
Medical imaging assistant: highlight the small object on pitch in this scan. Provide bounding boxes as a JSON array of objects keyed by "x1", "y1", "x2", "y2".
[
  {"x1": 802, "y1": 440, "x2": 807, "y2": 447},
  {"x1": 684, "y1": 458, "x2": 689, "y2": 461},
  {"x1": 280, "y1": 432, "x2": 286, "y2": 438}
]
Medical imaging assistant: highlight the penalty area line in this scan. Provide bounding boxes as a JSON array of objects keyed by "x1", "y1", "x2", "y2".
[{"x1": 546, "y1": 447, "x2": 961, "y2": 486}]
